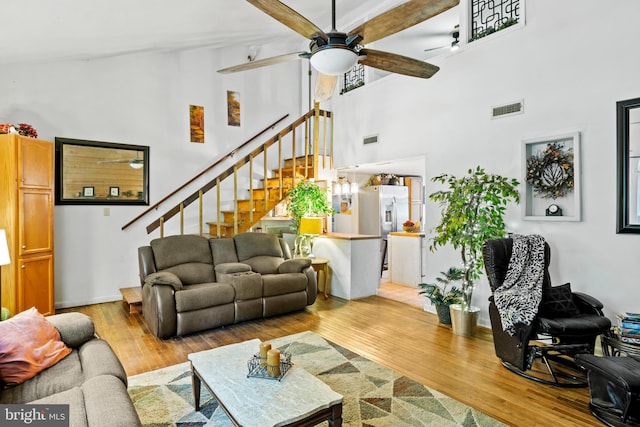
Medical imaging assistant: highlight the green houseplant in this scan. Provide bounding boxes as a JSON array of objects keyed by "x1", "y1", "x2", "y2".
[
  {"x1": 429, "y1": 166, "x2": 520, "y2": 334},
  {"x1": 419, "y1": 267, "x2": 464, "y2": 324},
  {"x1": 285, "y1": 180, "x2": 334, "y2": 257}
]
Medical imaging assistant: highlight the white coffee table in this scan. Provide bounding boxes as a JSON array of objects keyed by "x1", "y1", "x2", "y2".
[{"x1": 188, "y1": 339, "x2": 343, "y2": 427}]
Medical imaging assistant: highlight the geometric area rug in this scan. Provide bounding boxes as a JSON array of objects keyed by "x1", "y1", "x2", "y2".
[{"x1": 128, "y1": 331, "x2": 507, "y2": 426}]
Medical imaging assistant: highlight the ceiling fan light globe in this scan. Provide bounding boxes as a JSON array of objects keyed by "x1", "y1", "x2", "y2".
[
  {"x1": 310, "y1": 47, "x2": 358, "y2": 76},
  {"x1": 129, "y1": 160, "x2": 144, "y2": 169}
]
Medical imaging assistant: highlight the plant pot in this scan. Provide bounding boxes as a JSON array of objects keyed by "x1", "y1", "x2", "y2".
[
  {"x1": 435, "y1": 304, "x2": 452, "y2": 324},
  {"x1": 449, "y1": 304, "x2": 480, "y2": 336}
]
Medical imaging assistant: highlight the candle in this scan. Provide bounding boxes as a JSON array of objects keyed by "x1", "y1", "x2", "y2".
[
  {"x1": 267, "y1": 348, "x2": 281, "y2": 377},
  {"x1": 259, "y1": 342, "x2": 271, "y2": 366}
]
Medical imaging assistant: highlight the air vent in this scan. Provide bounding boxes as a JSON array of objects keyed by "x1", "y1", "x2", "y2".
[
  {"x1": 492, "y1": 100, "x2": 524, "y2": 119},
  {"x1": 363, "y1": 134, "x2": 379, "y2": 145}
]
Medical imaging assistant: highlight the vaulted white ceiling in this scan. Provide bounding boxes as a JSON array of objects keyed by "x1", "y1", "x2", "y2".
[{"x1": 2, "y1": 0, "x2": 459, "y2": 66}]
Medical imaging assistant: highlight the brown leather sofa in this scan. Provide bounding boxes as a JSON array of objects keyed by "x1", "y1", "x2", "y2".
[{"x1": 138, "y1": 232, "x2": 317, "y2": 338}]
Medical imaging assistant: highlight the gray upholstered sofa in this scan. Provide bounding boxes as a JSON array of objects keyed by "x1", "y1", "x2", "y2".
[
  {"x1": 138, "y1": 232, "x2": 317, "y2": 338},
  {"x1": 0, "y1": 312, "x2": 141, "y2": 427}
]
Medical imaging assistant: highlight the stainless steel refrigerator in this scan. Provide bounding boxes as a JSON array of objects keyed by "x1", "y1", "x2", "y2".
[{"x1": 358, "y1": 185, "x2": 409, "y2": 274}]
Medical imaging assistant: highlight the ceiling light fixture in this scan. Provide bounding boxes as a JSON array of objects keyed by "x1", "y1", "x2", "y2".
[
  {"x1": 129, "y1": 160, "x2": 144, "y2": 169},
  {"x1": 310, "y1": 47, "x2": 358, "y2": 76}
]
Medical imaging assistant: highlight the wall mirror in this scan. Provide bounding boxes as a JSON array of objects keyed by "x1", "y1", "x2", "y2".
[
  {"x1": 617, "y1": 97, "x2": 640, "y2": 233},
  {"x1": 55, "y1": 137, "x2": 149, "y2": 205}
]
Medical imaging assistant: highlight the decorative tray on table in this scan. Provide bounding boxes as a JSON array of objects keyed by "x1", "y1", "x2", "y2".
[{"x1": 247, "y1": 351, "x2": 292, "y2": 381}]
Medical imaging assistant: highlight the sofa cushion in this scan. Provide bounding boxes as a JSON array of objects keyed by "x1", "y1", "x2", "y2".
[
  {"x1": 262, "y1": 273, "x2": 308, "y2": 297},
  {"x1": 0, "y1": 307, "x2": 72, "y2": 385},
  {"x1": 81, "y1": 375, "x2": 141, "y2": 427},
  {"x1": 175, "y1": 283, "x2": 236, "y2": 312},
  {"x1": 234, "y1": 233, "x2": 283, "y2": 260},
  {"x1": 1, "y1": 349, "x2": 84, "y2": 404},
  {"x1": 243, "y1": 255, "x2": 284, "y2": 275},
  {"x1": 144, "y1": 271, "x2": 183, "y2": 291},
  {"x1": 151, "y1": 235, "x2": 213, "y2": 270},
  {"x1": 162, "y1": 263, "x2": 215, "y2": 285},
  {"x1": 30, "y1": 385, "x2": 88, "y2": 427},
  {"x1": 210, "y1": 238, "x2": 239, "y2": 265},
  {"x1": 1, "y1": 338, "x2": 127, "y2": 404}
]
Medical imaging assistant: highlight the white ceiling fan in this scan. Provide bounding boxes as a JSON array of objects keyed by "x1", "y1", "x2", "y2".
[{"x1": 218, "y1": 0, "x2": 459, "y2": 100}]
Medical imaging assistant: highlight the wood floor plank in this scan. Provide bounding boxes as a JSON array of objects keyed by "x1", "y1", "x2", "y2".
[{"x1": 58, "y1": 295, "x2": 597, "y2": 427}]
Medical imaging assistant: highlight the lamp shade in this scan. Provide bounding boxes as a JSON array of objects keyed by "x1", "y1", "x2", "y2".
[
  {"x1": 298, "y1": 217, "x2": 323, "y2": 235},
  {"x1": 0, "y1": 229, "x2": 10, "y2": 266},
  {"x1": 310, "y1": 47, "x2": 358, "y2": 76}
]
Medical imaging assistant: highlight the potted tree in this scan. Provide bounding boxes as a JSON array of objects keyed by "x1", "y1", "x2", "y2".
[
  {"x1": 419, "y1": 267, "x2": 464, "y2": 324},
  {"x1": 429, "y1": 166, "x2": 519, "y2": 336},
  {"x1": 286, "y1": 180, "x2": 334, "y2": 257}
]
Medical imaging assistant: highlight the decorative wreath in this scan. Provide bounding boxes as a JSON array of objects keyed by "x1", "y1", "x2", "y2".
[{"x1": 526, "y1": 142, "x2": 574, "y2": 199}]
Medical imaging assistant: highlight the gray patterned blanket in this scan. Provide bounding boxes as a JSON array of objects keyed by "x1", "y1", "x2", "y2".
[{"x1": 493, "y1": 234, "x2": 546, "y2": 335}]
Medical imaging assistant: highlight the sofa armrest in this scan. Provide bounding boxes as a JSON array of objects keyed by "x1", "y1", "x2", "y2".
[
  {"x1": 215, "y1": 262, "x2": 252, "y2": 275},
  {"x1": 46, "y1": 312, "x2": 96, "y2": 348},
  {"x1": 278, "y1": 258, "x2": 311, "y2": 274},
  {"x1": 573, "y1": 291, "x2": 604, "y2": 315},
  {"x1": 144, "y1": 271, "x2": 183, "y2": 291},
  {"x1": 215, "y1": 262, "x2": 252, "y2": 284},
  {"x1": 138, "y1": 246, "x2": 157, "y2": 286}
]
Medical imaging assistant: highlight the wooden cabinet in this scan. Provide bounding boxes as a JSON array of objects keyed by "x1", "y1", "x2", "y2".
[{"x1": 0, "y1": 134, "x2": 55, "y2": 316}]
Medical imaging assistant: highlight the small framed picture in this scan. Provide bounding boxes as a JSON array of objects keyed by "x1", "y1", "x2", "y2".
[
  {"x1": 109, "y1": 187, "x2": 120, "y2": 197},
  {"x1": 82, "y1": 186, "x2": 94, "y2": 197}
]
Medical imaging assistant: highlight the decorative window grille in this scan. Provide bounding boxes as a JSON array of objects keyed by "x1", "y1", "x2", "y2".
[
  {"x1": 340, "y1": 64, "x2": 365, "y2": 95},
  {"x1": 470, "y1": 0, "x2": 520, "y2": 42}
]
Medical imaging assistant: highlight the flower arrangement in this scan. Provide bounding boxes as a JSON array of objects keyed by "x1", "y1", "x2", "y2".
[
  {"x1": 526, "y1": 142, "x2": 574, "y2": 199},
  {"x1": 0, "y1": 123, "x2": 38, "y2": 138}
]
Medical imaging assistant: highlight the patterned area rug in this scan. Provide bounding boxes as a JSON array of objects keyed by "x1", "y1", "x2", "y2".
[{"x1": 128, "y1": 331, "x2": 506, "y2": 426}]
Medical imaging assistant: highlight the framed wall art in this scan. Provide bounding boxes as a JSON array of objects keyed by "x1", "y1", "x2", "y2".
[{"x1": 522, "y1": 132, "x2": 581, "y2": 221}]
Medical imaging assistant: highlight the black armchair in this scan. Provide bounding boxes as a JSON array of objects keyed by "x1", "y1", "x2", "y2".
[
  {"x1": 575, "y1": 353, "x2": 640, "y2": 426},
  {"x1": 483, "y1": 237, "x2": 611, "y2": 387}
]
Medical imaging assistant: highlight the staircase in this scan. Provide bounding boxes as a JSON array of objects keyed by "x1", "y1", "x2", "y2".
[
  {"x1": 123, "y1": 104, "x2": 333, "y2": 238},
  {"x1": 206, "y1": 154, "x2": 329, "y2": 237}
]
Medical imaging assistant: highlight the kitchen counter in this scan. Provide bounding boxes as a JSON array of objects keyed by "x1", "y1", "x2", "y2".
[
  {"x1": 317, "y1": 232, "x2": 380, "y2": 240},
  {"x1": 389, "y1": 231, "x2": 425, "y2": 237},
  {"x1": 388, "y1": 232, "x2": 426, "y2": 287},
  {"x1": 312, "y1": 233, "x2": 381, "y2": 300}
]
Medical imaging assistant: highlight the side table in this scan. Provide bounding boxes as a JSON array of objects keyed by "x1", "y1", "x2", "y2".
[
  {"x1": 310, "y1": 257, "x2": 330, "y2": 299},
  {"x1": 119, "y1": 287, "x2": 142, "y2": 314},
  {"x1": 601, "y1": 334, "x2": 640, "y2": 357}
]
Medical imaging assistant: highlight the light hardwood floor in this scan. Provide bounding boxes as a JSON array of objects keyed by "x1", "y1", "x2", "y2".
[{"x1": 59, "y1": 291, "x2": 598, "y2": 427}]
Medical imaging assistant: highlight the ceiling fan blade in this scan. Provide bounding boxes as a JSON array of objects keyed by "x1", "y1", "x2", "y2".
[
  {"x1": 247, "y1": 0, "x2": 328, "y2": 41},
  {"x1": 314, "y1": 73, "x2": 338, "y2": 102},
  {"x1": 348, "y1": 0, "x2": 459, "y2": 44},
  {"x1": 218, "y1": 51, "x2": 306, "y2": 74},
  {"x1": 358, "y1": 49, "x2": 439, "y2": 79}
]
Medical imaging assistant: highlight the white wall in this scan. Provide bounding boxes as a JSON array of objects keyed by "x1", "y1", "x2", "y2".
[
  {"x1": 328, "y1": 0, "x2": 640, "y2": 325},
  {"x1": 0, "y1": 44, "x2": 304, "y2": 307}
]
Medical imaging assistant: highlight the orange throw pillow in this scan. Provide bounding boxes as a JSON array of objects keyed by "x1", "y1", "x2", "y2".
[{"x1": 0, "y1": 307, "x2": 72, "y2": 384}]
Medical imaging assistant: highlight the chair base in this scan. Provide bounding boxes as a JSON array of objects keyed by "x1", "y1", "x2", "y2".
[
  {"x1": 501, "y1": 352, "x2": 588, "y2": 388},
  {"x1": 589, "y1": 402, "x2": 640, "y2": 427}
]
